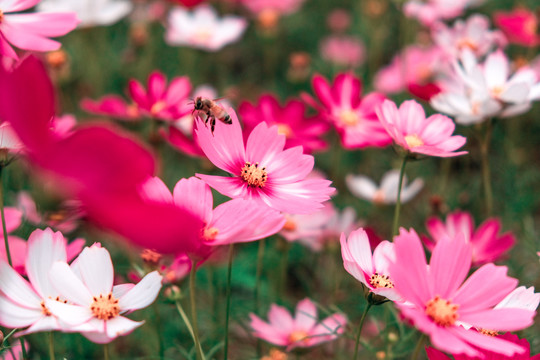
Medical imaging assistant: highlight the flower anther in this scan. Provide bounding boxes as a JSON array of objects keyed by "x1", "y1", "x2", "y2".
[
  {"x1": 241, "y1": 162, "x2": 268, "y2": 187},
  {"x1": 339, "y1": 109, "x2": 360, "y2": 126},
  {"x1": 369, "y1": 272, "x2": 394, "y2": 288},
  {"x1": 404, "y1": 134, "x2": 424, "y2": 148},
  {"x1": 0, "y1": 10, "x2": 4, "y2": 23},
  {"x1": 203, "y1": 226, "x2": 219, "y2": 241},
  {"x1": 90, "y1": 293, "x2": 120, "y2": 321},
  {"x1": 425, "y1": 295, "x2": 459, "y2": 327},
  {"x1": 288, "y1": 330, "x2": 309, "y2": 344}
]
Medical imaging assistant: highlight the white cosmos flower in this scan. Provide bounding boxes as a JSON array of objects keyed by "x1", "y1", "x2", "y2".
[
  {"x1": 165, "y1": 5, "x2": 247, "y2": 52},
  {"x1": 37, "y1": 0, "x2": 133, "y2": 28},
  {"x1": 346, "y1": 170, "x2": 424, "y2": 205},
  {"x1": 47, "y1": 243, "x2": 163, "y2": 344}
]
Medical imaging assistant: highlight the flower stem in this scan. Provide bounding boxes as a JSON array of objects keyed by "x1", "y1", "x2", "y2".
[
  {"x1": 412, "y1": 334, "x2": 426, "y2": 360},
  {"x1": 279, "y1": 240, "x2": 291, "y2": 298},
  {"x1": 175, "y1": 299, "x2": 196, "y2": 342},
  {"x1": 189, "y1": 261, "x2": 205, "y2": 360},
  {"x1": 479, "y1": 121, "x2": 493, "y2": 216},
  {"x1": 254, "y1": 239, "x2": 265, "y2": 358},
  {"x1": 153, "y1": 300, "x2": 164, "y2": 359},
  {"x1": 49, "y1": 332, "x2": 56, "y2": 360},
  {"x1": 223, "y1": 243, "x2": 234, "y2": 360},
  {"x1": 0, "y1": 165, "x2": 12, "y2": 266},
  {"x1": 104, "y1": 343, "x2": 110, "y2": 360},
  {"x1": 392, "y1": 156, "x2": 409, "y2": 236},
  {"x1": 353, "y1": 302, "x2": 372, "y2": 360}
]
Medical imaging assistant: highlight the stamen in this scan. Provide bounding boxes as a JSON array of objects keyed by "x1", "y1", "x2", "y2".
[
  {"x1": 90, "y1": 293, "x2": 120, "y2": 321},
  {"x1": 373, "y1": 190, "x2": 385, "y2": 204},
  {"x1": 203, "y1": 227, "x2": 219, "y2": 241},
  {"x1": 0, "y1": 10, "x2": 4, "y2": 23},
  {"x1": 40, "y1": 301, "x2": 52, "y2": 316},
  {"x1": 339, "y1": 109, "x2": 360, "y2": 126},
  {"x1": 277, "y1": 124, "x2": 292, "y2": 138},
  {"x1": 150, "y1": 101, "x2": 167, "y2": 115},
  {"x1": 240, "y1": 162, "x2": 268, "y2": 188},
  {"x1": 369, "y1": 272, "x2": 394, "y2": 289},
  {"x1": 479, "y1": 329, "x2": 499, "y2": 337},
  {"x1": 425, "y1": 295, "x2": 459, "y2": 327},
  {"x1": 282, "y1": 218, "x2": 297, "y2": 231},
  {"x1": 404, "y1": 134, "x2": 424, "y2": 148},
  {"x1": 457, "y1": 38, "x2": 478, "y2": 51},
  {"x1": 141, "y1": 249, "x2": 162, "y2": 265},
  {"x1": 288, "y1": 330, "x2": 309, "y2": 344}
]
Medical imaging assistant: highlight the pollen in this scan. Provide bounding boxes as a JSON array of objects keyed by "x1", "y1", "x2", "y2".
[
  {"x1": 141, "y1": 248, "x2": 162, "y2": 265},
  {"x1": 282, "y1": 218, "x2": 297, "y2": 231},
  {"x1": 490, "y1": 86, "x2": 505, "y2": 98},
  {"x1": 479, "y1": 329, "x2": 499, "y2": 337},
  {"x1": 288, "y1": 330, "x2": 309, "y2": 344},
  {"x1": 150, "y1": 101, "x2": 167, "y2": 115},
  {"x1": 373, "y1": 190, "x2": 385, "y2": 204},
  {"x1": 425, "y1": 295, "x2": 459, "y2": 327},
  {"x1": 40, "y1": 301, "x2": 52, "y2": 316},
  {"x1": 339, "y1": 109, "x2": 360, "y2": 126},
  {"x1": 0, "y1": 10, "x2": 4, "y2": 23},
  {"x1": 203, "y1": 227, "x2": 219, "y2": 241},
  {"x1": 277, "y1": 124, "x2": 293, "y2": 138},
  {"x1": 457, "y1": 38, "x2": 478, "y2": 52},
  {"x1": 369, "y1": 272, "x2": 394, "y2": 289},
  {"x1": 90, "y1": 293, "x2": 120, "y2": 321},
  {"x1": 241, "y1": 162, "x2": 268, "y2": 188},
  {"x1": 404, "y1": 134, "x2": 424, "y2": 148}
]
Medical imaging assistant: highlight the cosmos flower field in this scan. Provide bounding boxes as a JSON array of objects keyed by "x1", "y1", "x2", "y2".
[{"x1": 0, "y1": 0, "x2": 539, "y2": 359}]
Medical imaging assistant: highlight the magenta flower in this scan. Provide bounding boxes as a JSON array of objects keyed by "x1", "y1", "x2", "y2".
[
  {"x1": 0, "y1": 0, "x2": 79, "y2": 59},
  {"x1": 426, "y1": 332, "x2": 540, "y2": 360},
  {"x1": 376, "y1": 99, "x2": 467, "y2": 158},
  {"x1": 249, "y1": 298, "x2": 347, "y2": 351},
  {"x1": 195, "y1": 110, "x2": 334, "y2": 214},
  {"x1": 82, "y1": 71, "x2": 192, "y2": 122},
  {"x1": 341, "y1": 228, "x2": 401, "y2": 301},
  {"x1": 389, "y1": 228, "x2": 535, "y2": 357},
  {"x1": 424, "y1": 211, "x2": 515, "y2": 266},
  {"x1": 494, "y1": 8, "x2": 540, "y2": 47},
  {"x1": 303, "y1": 73, "x2": 392, "y2": 149},
  {"x1": 238, "y1": 94, "x2": 329, "y2": 154},
  {"x1": 0, "y1": 228, "x2": 86, "y2": 335},
  {"x1": 46, "y1": 243, "x2": 163, "y2": 344}
]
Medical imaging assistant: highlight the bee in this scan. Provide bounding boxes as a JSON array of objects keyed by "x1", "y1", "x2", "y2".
[{"x1": 192, "y1": 97, "x2": 232, "y2": 135}]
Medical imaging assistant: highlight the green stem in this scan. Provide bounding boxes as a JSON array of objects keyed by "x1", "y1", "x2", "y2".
[
  {"x1": 175, "y1": 300, "x2": 196, "y2": 342},
  {"x1": 353, "y1": 302, "x2": 372, "y2": 360},
  {"x1": 19, "y1": 338, "x2": 27, "y2": 360},
  {"x1": 254, "y1": 239, "x2": 265, "y2": 358},
  {"x1": 153, "y1": 301, "x2": 164, "y2": 359},
  {"x1": 279, "y1": 241, "x2": 291, "y2": 299},
  {"x1": 104, "y1": 343, "x2": 110, "y2": 360},
  {"x1": 190, "y1": 261, "x2": 206, "y2": 360},
  {"x1": 392, "y1": 156, "x2": 409, "y2": 236},
  {"x1": 0, "y1": 166, "x2": 12, "y2": 266},
  {"x1": 412, "y1": 334, "x2": 427, "y2": 360},
  {"x1": 49, "y1": 332, "x2": 56, "y2": 360},
  {"x1": 223, "y1": 244, "x2": 234, "y2": 360},
  {"x1": 480, "y1": 122, "x2": 493, "y2": 216}
]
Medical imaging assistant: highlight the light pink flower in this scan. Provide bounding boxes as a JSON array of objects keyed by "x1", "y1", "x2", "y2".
[
  {"x1": 249, "y1": 298, "x2": 347, "y2": 350},
  {"x1": 303, "y1": 73, "x2": 392, "y2": 149},
  {"x1": 403, "y1": 0, "x2": 482, "y2": 27},
  {"x1": 424, "y1": 211, "x2": 515, "y2": 266},
  {"x1": 374, "y1": 45, "x2": 444, "y2": 101},
  {"x1": 82, "y1": 71, "x2": 192, "y2": 122},
  {"x1": 494, "y1": 286, "x2": 540, "y2": 312},
  {"x1": 346, "y1": 169, "x2": 424, "y2": 205},
  {"x1": 38, "y1": 0, "x2": 133, "y2": 28},
  {"x1": 0, "y1": 123, "x2": 23, "y2": 153},
  {"x1": 238, "y1": 93, "x2": 329, "y2": 154},
  {"x1": 46, "y1": 243, "x2": 163, "y2": 344},
  {"x1": 389, "y1": 228, "x2": 535, "y2": 357},
  {"x1": 139, "y1": 176, "x2": 285, "y2": 259},
  {"x1": 376, "y1": 99, "x2": 467, "y2": 157},
  {"x1": 494, "y1": 8, "x2": 540, "y2": 47},
  {"x1": 0, "y1": 0, "x2": 79, "y2": 59},
  {"x1": 240, "y1": 0, "x2": 305, "y2": 16},
  {"x1": 0, "y1": 228, "x2": 86, "y2": 335},
  {"x1": 319, "y1": 35, "x2": 366, "y2": 68},
  {"x1": 195, "y1": 110, "x2": 334, "y2": 214},
  {"x1": 341, "y1": 228, "x2": 401, "y2": 301},
  {"x1": 165, "y1": 5, "x2": 247, "y2": 51}
]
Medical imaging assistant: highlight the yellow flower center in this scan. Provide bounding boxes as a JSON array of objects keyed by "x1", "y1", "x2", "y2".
[
  {"x1": 241, "y1": 162, "x2": 268, "y2": 188},
  {"x1": 490, "y1": 85, "x2": 504, "y2": 98},
  {"x1": 288, "y1": 330, "x2": 309, "y2": 344},
  {"x1": 457, "y1": 38, "x2": 478, "y2": 52},
  {"x1": 425, "y1": 296, "x2": 459, "y2": 327},
  {"x1": 203, "y1": 227, "x2": 219, "y2": 241},
  {"x1": 127, "y1": 104, "x2": 140, "y2": 118},
  {"x1": 404, "y1": 134, "x2": 424, "y2": 148},
  {"x1": 258, "y1": 8, "x2": 280, "y2": 30},
  {"x1": 90, "y1": 293, "x2": 120, "y2": 321},
  {"x1": 373, "y1": 189, "x2": 385, "y2": 204},
  {"x1": 40, "y1": 301, "x2": 52, "y2": 316},
  {"x1": 339, "y1": 109, "x2": 360, "y2": 126},
  {"x1": 277, "y1": 124, "x2": 293, "y2": 138},
  {"x1": 479, "y1": 329, "x2": 499, "y2": 337},
  {"x1": 194, "y1": 28, "x2": 213, "y2": 44},
  {"x1": 524, "y1": 17, "x2": 538, "y2": 36},
  {"x1": 369, "y1": 272, "x2": 394, "y2": 289},
  {"x1": 150, "y1": 101, "x2": 167, "y2": 115},
  {"x1": 261, "y1": 348, "x2": 288, "y2": 360}
]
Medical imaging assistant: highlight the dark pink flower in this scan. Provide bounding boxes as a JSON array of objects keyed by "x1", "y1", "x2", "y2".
[
  {"x1": 81, "y1": 71, "x2": 192, "y2": 122},
  {"x1": 195, "y1": 110, "x2": 334, "y2": 214},
  {"x1": 424, "y1": 211, "x2": 515, "y2": 266},
  {"x1": 389, "y1": 228, "x2": 535, "y2": 358},
  {"x1": 494, "y1": 8, "x2": 540, "y2": 47},
  {"x1": 238, "y1": 94, "x2": 329, "y2": 154},
  {"x1": 303, "y1": 73, "x2": 392, "y2": 149}
]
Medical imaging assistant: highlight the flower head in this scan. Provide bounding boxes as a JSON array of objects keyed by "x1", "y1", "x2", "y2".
[
  {"x1": 424, "y1": 211, "x2": 515, "y2": 266},
  {"x1": 37, "y1": 0, "x2": 132, "y2": 28},
  {"x1": 319, "y1": 35, "x2": 366, "y2": 68},
  {"x1": 249, "y1": 298, "x2": 347, "y2": 351},
  {"x1": 389, "y1": 228, "x2": 535, "y2": 357},
  {"x1": 403, "y1": 0, "x2": 483, "y2": 27},
  {"x1": 376, "y1": 99, "x2": 467, "y2": 157},
  {"x1": 195, "y1": 109, "x2": 334, "y2": 214},
  {"x1": 494, "y1": 8, "x2": 540, "y2": 47}
]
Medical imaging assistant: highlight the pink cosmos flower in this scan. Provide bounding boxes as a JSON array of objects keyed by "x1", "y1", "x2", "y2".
[
  {"x1": 46, "y1": 243, "x2": 163, "y2": 344},
  {"x1": 238, "y1": 94, "x2": 329, "y2": 154},
  {"x1": 319, "y1": 35, "x2": 366, "y2": 68},
  {"x1": 403, "y1": 0, "x2": 483, "y2": 27},
  {"x1": 341, "y1": 228, "x2": 401, "y2": 301},
  {"x1": 165, "y1": 5, "x2": 247, "y2": 51},
  {"x1": 0, "y1": 0, "x2": 79, "y2": 59},
  {"x1": 249, "y1": 298, "x2": 347, "y2": 350},
  {"x1": 376, "y1": 99, "x2": 467, "y2": 157},
  {"x1": 426, "y1": 332, "x2": 540, "y2": 360},
  {"x1": 82, "y1": 71, "x2": 192, "y2": 122},
  {"x1": 494, "y1": 8, "x2": 540, "y2": 47},
  {"x1": 0, "y1": 56, "x2": 204, "y2": 254},
  {"x1": 432, "y1": 15, "x2": 507, "y2": 59},
  {"x1": 139, "y1": 176, "x2": 285, "y2": 259},
  {"x1": 346, "y1": 169, "x2": 424, "y2": 205},
  {"x1": 389, "y1": 228, "x2": 535, "y2": 357},
  {"x1": 374, "y1": 45, "x2": 444, "y2": 101},
  {"x1": 195, "y1": 110, "x2": 334, "y2": 214},
  {"x1": 303, "y1": 73, "x2": 392, "y2": 149},
  {"x1": 240, "y1": 0, "x2": 306, "y2": 16},
  {"x1": 424, "y1": 211, "x2": 515, "y2": 266},
  {"x1": 0, "y1": 228, "x2": 86, "y2": 335}
]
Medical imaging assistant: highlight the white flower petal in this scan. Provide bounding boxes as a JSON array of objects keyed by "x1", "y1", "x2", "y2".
[
  {"x1": 49, "y1": 261, "x2": 92, "y2": 306},
  {"x1": 119, "y1": 271, "x2": 162, "y2": 311},
  {"x1": 45, "y1": 299, "x2": 94, "y2": 326},
  {"x1": 105, "y1": 316, "x2": 144, "y2": 339},
  {"x1": 0, "y1": 295, "x2": 42, "y2": 328},
  {"x1": 0, "y1": 261, "x2": 41, "y2": 308},
  {"x1": 76, "y1": 245, "x2": 114, "y2": 296}
]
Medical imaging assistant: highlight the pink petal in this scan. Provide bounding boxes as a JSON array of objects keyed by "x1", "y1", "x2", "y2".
[
  {"x1": 138, "y1": 177, "x2": 173, "y2": 204},
  {"x1": 196, "y1": 174, "x2": 248, "y2": 199},
  {"x1": 268, "y1": 304, "x2": 294, "y2": 332},
  {"x1": 3, "y1": 0, "x2": 41, "y2": 12},
  {"x1": 113, "y1": 284, "x2": 135, "y2": 299},
  {"x1": 245, "y1": 122, "x2": 286, "y2": 167},
  {"x1": 452, "y1": 326, "x2": 526, "y2": 357},
  {"x1": 425, "y1": 347, "x2": 451, "y2": 360},
  {"x1": 265, "y1": 146, "x2": 314, "y2": 185},
  {"x1": 308, "y1": 313, "x2": 347, "y2": 346},
  {"x1": 118, "y1": 271, "x2": 162, "y2": 311},
  {"x1": 128, "y1": 79, "x2": 149, "y2": 109},
  {"x1": 249, "y1": 314, "x2": 289, "y2": 346},
  {"x1": 459, "y1": 308, "x2": 534, "y2": 331},
  {"x1": 173, "y1": 177, "x2": 213, "y2": 223},
  {"x1": 312, "y1": 74, "x2": 334, "y2": 109},
  {"x1": 294, "y1": 298, "x2": 318, "y2": 331},
  {"x1": 2, "y1": 207, "x2": 22, "y2": 234},
  {"x1": 344, "y1": 228, "x2": 374, "y2": 275},
  {"x1": 147, "y1": 71, "x2": 167, "y2": 103}
]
